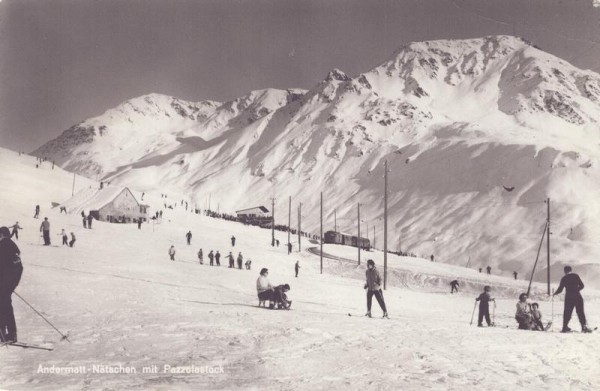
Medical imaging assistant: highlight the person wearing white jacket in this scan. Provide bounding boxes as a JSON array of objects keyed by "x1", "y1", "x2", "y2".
[{"x1": 256, "y1": 268, "x2": 274, "y2": 307}]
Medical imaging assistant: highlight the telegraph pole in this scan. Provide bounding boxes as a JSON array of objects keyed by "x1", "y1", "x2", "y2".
[
  {"x1": 271, "y1": 198, "x2": 275, "y2": 246},
  {"x1": 547, "y1": 197, "x2": 551, "y2": 295},
  {"x1": 384, "y1": 160, "x2": 388, "y2": 290},
  {"x1": 298, "y1": 202, "x2": 302, "y2": 252},
  {"x1": 288, "y1": 196, "x2": 291, "y2": 247},
  {"x1": 320, "y1": 192, "x2": 323, "y2": 274},
  {"x1": 357, "y1": 202, "x2": 361, "y2": 265},
  {"x1": 71, "y1": 172, "x2": 76, "y2": 196}
]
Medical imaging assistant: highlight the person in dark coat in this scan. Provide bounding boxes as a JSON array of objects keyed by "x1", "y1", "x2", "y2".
[
  {"x1": 87, "y1": 214, "x2": 93, "y2": 229},
  {"x1": 34, "y1": 205, "x2": 40, "y2": 219},
  {"x1": 0, "y1": 226, "x2": 23, "y2": 343},
  {"x1": 288, "y1": 242, "x2": 292, "y2": 255},
  {"x1": 186, "y1": 231, "x2": 192, "y2": 245},
  {"x1": 295, "y1": 261, "x2": 300, "y2": 278},
  {"x1": 69, "y1": 232, "x2": 76, "y2": 247},
  {"x1": 553, "y1": 266, "x2": 592, "y2": 333},
  {"x1": 208, "y1": 250, "x2": 214, "y2": 266},
  {"x1": 476, "y1": 286, "x2": 495, "y2": 327},
  {"x1": 231, "y1": 236, "x2": 236, "y2": 247},
  {"x1": 486, "y1": 266, "x2": 491, "y2": 274},
  {"x1": 82, "y1": 212, "x2": 87, "y2": 228},
  {"x1": 227, "y1": 252, "x2": 234, "y2": 268},
  {"x1": 39, "y1": 217, "x2": 51, "y2": 245},
  {"x1": 237, "y1": 253, "x2": 243, "y2": 269},
  {"x1": 450, "y1": 280, "x2": 459, "y2": 294},
  {"x1": 364, "y1": 259, "x2": 388, "y2": 318},
  {"x1": 513, "y1": 271, "x2": 518, "y2": 280},
  {"x1": 215, "y1": 251, "x2": 221, "y2": 266},
  {"x1": 137, "y1": 220, "x2": 142, "y2": 230},
  {"x1": 273, "y1": 284, "x2": 292, "y2": 309}
]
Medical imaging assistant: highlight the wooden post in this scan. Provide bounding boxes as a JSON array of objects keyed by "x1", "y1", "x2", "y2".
[
  {"x1": 271, "y1": 198, "x2": 275, "y2": 246},
  {"x1": 320, "y1": 192, "x2": 323, "y2": 274},
  {"x1": 547, "y1": 198, "x2": 551, "y2": 295},
  {"x1": 71, "y1": 172, "x2": 76, "y2": 196},
  {"x1": 288, "y1": 196, "x2": 291, "y2": 247},
  {"x1": 298, "y1": 203, "x2": 302, "y2": 252},
  {"x1": 357, "y1": 203, "x2": 361, "y2": 265},
  {"x1": 384, "y1": 160, "x2": 388, "y2": 290}
]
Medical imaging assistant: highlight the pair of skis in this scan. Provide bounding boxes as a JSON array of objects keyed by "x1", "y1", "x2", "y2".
[{"x1": 1, "y1": 341, "x2": 54, "y2": 351}]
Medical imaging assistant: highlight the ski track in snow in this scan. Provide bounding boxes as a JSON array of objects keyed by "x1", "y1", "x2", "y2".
[{"x1": 1, "y1": 143, "x2": 599, "y2": 390}]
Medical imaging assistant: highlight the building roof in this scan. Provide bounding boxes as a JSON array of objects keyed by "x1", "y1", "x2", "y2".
[
  {"x1": 236, "y1": 206, "x2": 270, "y2": 214},
  {"x1": 61, "y1": 186, "x2": 139, "y2": 214}
]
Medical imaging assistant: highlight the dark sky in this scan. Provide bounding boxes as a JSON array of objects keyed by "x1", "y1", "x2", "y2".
[{"x1": 1, "y1": 0, "x2": 599, "y2": 152}]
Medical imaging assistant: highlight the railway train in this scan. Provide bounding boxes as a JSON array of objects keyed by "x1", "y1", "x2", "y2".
[{"x1": 323, "y1": 230, "x2": 370, "y2": 250}]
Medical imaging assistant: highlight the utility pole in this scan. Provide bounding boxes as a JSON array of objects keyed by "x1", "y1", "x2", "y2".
[
  {"x1": 71, "y1": 172, "x2": 76, "y2": 196},
  {"x1": 298, "y1": 202, "x2": 302, "y2": 252},
  {"x1": 288, "y1": 196, "x2": 291, "y2": 246},
  {"x1": 384, "y1": 160, "x2": 388, "y2": 290},
  {"x1": 271, "y1": 198, "x2": 275, "y2": 246},
  {"x1": 357, "y1": 202, "x2": 361, "y2": 265},
  {"x1": 334, "y1": 209, "x2": 337, "y2": 232},
  {"x1": 547, "y1": 197, "x2": 551, "y2": 295},
  {"x1": 320, "y1": 192, "x2": 323, "y2": 274}
]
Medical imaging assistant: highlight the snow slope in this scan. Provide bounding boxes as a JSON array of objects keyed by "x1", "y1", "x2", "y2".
[
  {"x1": 1, "y1": 147, "x2": 599, "y2": 390},
  {"x1": 32, "y1": 35, "x2": 600, "y2": 287}
]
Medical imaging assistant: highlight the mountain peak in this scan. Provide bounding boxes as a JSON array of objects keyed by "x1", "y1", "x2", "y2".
[{"x1": 326, "y1": 68, "x2": 351, "y2": 82}]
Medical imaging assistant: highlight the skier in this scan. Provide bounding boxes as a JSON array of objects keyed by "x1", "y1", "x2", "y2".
[
  {"x1": 82, "y1": 212, "x2": 87, "y2": 229},
  {"x1": 513, "y1": 271, "x2": 518, "y2": 280},
  {"x1": 486, "y1": 266, "x2": 491, "y2": 275},
  {"x1": 137, "y1": 220, "x2": 142, "y2": 230},
  {"x1": 34, "y1": 205, "x2": 40, "y2": 219},
  {"x1": 515, "y1": 293, "x2": 532, "y2": 330},
  {"x1": 0, "y1": 226, "x2": 23, "y2": 343},
  {"x1": 69, "y1": 232, "x2": 76, "y2": 247},
  {"x1": 273, "y1": 284, "x2": 292, "y2": 309},
  {"x1": 478, "y1": 268, "x2": 482, "y2": 273},
  {"x1": 215, "y1": 251, "x2": 221, "y2": 266},
  {"x1": 59, "y1": 229, "x2": 68, "y2": 246},
  {"x1": 245, "y1": 260, "x2": 252, "y2": 270},
  {"x1": 231, "y1": 236, "x2": 236, "y2": 247},
  {"x1": 295, "y1": 261, "x2": 300, "y2": 278},
  {"x1": 197, "y1": 249, "x2": 203, "y2": 265},
  {"x1": 276, "y1": 239, "x2": 280, "y2": 247},
  {"x1": 531, "y1": 303, "x2": 546, "y2": 331},
  {"x1": 256, "y1": 268, "x2": 274, "y2": 307},
  {"x1": 237, "y1": 252, "x2": 243, "y2": 269},
  {"x1": 364, "y1": 259, "x2": 388, "y2": 318},
  {"x1": 9, "y1": 222, "x2": 22, "y2": 240},
  {"x1": 168, "y1": 245, "x2": 176, "y2": 261},
  {"x1": 288, "y1": 242, "x2": 292, "y2": 255},
  {"x1": 39, "y1": 217, "x2": 51, "y2": 246},
  {"x1": 186, "y1": 231, "x2": 192, "y2": 245},
  {"x1": 553, "y1": 265, "x2": 592, "y2": 333},
  {"x1": 475, "y1": 286, "x2": 495, "y2": 327},
  {"x1": 430, "y1": 255, "x2": 435, "y2": 262},
  {"x1": 227, "y1": 252, "x2": 234, "y2": 268},
  {"x1": 87, "y1": 214, "x2": 93, "y2": 229},
  {"x1": 450, "y1": 279, "x2": 459, "y2": 294},
  {"x1": 208, "y1": 250, "x2": 214, "y2": 266}
]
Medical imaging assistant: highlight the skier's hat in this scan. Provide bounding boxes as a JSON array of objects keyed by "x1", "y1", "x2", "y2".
[
  {"x1": 367, "y1": 259, "x2": 375, "y2": 267},
  {"x1": 0, "y1": 226, "x2": 10, "y2": 237},
  {"x1": 260, "y1": 268, "x2": 269, "y2": 276}
]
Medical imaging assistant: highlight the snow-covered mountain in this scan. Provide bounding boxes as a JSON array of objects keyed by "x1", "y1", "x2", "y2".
[{"x1": 33, "y1": 36, "x2": 600, "y2": 284}]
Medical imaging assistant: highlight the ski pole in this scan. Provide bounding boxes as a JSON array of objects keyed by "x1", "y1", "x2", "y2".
[
  {"x1": 470, "y1": 300, "x2": 477, "y2": 326},
  {"x1": 14, "y1": 292, "x2": 70, "y2": 342}
]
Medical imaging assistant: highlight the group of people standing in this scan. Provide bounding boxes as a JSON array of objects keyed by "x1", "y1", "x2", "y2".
[{"x1": 473, "y1": 266, "x2": 592, "y2": 333}]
